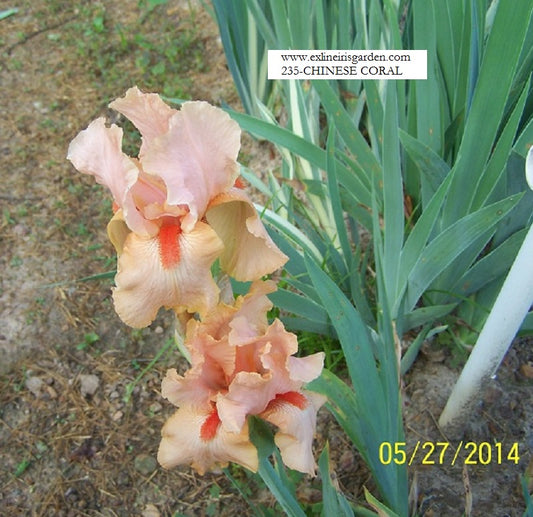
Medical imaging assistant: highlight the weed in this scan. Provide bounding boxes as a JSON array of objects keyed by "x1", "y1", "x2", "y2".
[
  {"x1": 8, "y1": 59, "x2": 23, "y2": 71},
  {"x1": 10, "y1": 256, "x2": 23, "y2": 267},
  {"x1": 434, "y1": 328, "x2": 470, "y2": 367},
  {"x1": 16, "y1": 206, "x2": 28, "y2": 218},
  {"x1": 138, "y1": 0, "x2": 169, "y2": 20},
  {"x1": 76, "y1": 222, "x2": 90, "y2": 237},
  {"x1": 14, "y1": 458, "x2": 31, "y2": 477},
  {"x1": 3, "y1": 208, "x2": 15, "y2": 225},
  {"x1": 206, "y1": 483, "x2": 221, "y2": 516},
  {"x1": 123, "y1": 337, "x2": 175, "y2": 403},
  {"x1": 12, "y1": 366, "x2": 27, "y2": 393},
  {"x1": 39, "y1": 118, "x2": 57, "y2": 129},
  {"x1": 76, "y1": 331, "x2": 100, "y2": 351}
]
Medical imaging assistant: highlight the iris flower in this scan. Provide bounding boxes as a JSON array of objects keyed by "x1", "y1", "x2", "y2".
[
  {"x1": 67, "y1": 87, "x2": 287, "y2": 327},
  {"x1": 158, "y1": 281, "x2": 325, "y2": 475}
]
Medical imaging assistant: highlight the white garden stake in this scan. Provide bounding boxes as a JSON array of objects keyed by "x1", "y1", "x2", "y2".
[{"x1": 439, "y1": 146, "x2": 533, "y2": 433}]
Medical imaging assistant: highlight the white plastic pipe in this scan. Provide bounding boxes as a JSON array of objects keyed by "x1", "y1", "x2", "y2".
[{"x1": 439, "y1": 146, "x2": 533, "y2": 432}]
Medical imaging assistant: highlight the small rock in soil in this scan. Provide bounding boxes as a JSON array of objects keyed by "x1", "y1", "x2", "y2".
[
  {"x1": 25, "y1": 376, "x2": 44, "y2": 397},
  {"x1": 134, "y1": 453, "x2": 158, "y2": 476},
  {"x1": 79, "y1": 374, "x2": 100, "y2": 397}
]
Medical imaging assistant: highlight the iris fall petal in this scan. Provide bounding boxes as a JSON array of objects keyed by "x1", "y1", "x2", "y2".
[
  {"x1": 113, "y1": 221, "x2": 223, "y2": 327},
  {"x1": 207, "y1": 189, "x2": 288, "y2": 280},
  {"x1": 158, "y1": 406, "x2": 258, "y2": 474},
  {"x1": 261, "y1": 391, "x2": 327, "y2": 475}
]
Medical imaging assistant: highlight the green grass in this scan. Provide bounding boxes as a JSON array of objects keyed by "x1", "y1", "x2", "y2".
[{"x1": 54, "y1": 1, "x2": 206, "y2": 101}]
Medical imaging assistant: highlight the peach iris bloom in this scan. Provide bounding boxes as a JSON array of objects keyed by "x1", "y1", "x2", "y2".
[
  {"x1": 67, "y1": 87, "x2": 287, "y2": 327},
  {"x1": 158, "y1": 281, "x2": 325, "y2": 475}
]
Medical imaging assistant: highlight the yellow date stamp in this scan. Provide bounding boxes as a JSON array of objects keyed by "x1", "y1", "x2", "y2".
[{"x1": 379, "y1": 441, "x2": 520, "y2": 466}]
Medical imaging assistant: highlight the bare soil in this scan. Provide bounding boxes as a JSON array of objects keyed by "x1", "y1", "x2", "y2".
[{"x1": 1, "y1": 1, "x2": 532, "y2": 516}]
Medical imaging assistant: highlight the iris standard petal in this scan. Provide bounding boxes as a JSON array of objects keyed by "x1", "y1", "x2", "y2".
[
  {"x1": 160, "y1": 367, "x2": 218, "y2": 410},
  {"x1": 216, "y1": 371, "x2": 275, "y2": 433},
  {"x1": 287, "y1": 352, "x2": 325, "y2": 384},
  {"x1": 67, "y1": 118, "x2": 158, "y2": 237},
  {"x1": 141, "y1": 101, "x2": 241, "y2": 231},
  {"x1": 108, "y1": 86, "x2": 175, "y2": 157},
  {"x1": 185, "y1": 327, "x2": 237, "y2": 379},
  {"x1": 228, "y1": 280, "x2": 276, "y2": 346},
  {"x1": 67, "y1": 118, "x2": 136, "y2": 204}
]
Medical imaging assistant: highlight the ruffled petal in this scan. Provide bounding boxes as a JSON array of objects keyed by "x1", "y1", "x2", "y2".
[
  {"x1": 217, "y1": 319, "x2": 308, "y2": 433},
  {"x1": 67, "y1": 118, "x2": 136, "y2": 203},
  {"x1": 67, "y1": 118, "x2": 158, "y2": 237},
  {"x1": 258, "y1": 319, "x2": 300, "y2": 370},
  {"x1": 206, "y1": 189, "x2": 288, "y2": 281},
  {"x1": 129, "y1": 172, "x2": 168, "y2": 214},
  {"x1": 185, "y1": 301, "x2": 237, "y2": 343},
  {"x1": 228, "y1": 280, "x2": 276, "y2": 346},
  {"x1": 108, "y1": 86, "x2": 175, "y2": 157},
  {"x1": 184, "y1": 325, "x2": 237, "y2": 380},
  {"x1": 113, "y1": 221, "x2": 223, "y2": 327},
  {"x1": 287, "y1": 352, "x2": 325, "y2": 384},
  {"x1": 184, "y1": 279, "x2": 275, "y2": 347},
  {"x1": 216, "y1": 371, "x2": 274, "y2": 432},
  {"x1": 141, "y1": 101, "x2": 241, "y2": 230},
  {"x1": 158, "y1": 406, "x2": 258, "y2": 474},
  {"x1": 260, "y1": 391, "x2": 326, "y2": 475},
  {"x1": 217, "y1": 324, "x2": 305, "y2": 432},
  {"x1": 161, "y1": 367, "x2": 217, "y2": 410}
]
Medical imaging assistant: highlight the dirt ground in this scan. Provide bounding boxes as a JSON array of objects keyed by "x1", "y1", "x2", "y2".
[{"x1": 1, "y1": 1, "x2": 532, "y2": 516}]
